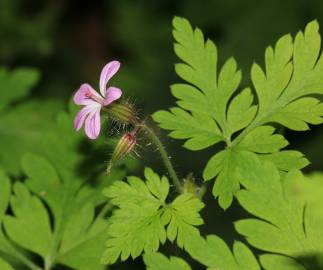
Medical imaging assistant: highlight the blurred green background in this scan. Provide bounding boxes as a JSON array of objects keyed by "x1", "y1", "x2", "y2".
[{"x1": 1, "y1": 0, "x2": 323, "y2": 269}]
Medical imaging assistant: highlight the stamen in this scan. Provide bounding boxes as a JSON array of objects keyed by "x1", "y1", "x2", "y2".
[
  {"x1": 85, "y1": 91, "x2": 92, "y2": 98},
  {"x1": 85, "y1": 91, "x2": 104, "y2": 105}
]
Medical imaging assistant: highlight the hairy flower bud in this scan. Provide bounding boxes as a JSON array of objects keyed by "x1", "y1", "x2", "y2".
[
  {"x1": 183, "y1": 173, "x2": 204, "y2": 198},
  {"x1": 107, "y1": 132, "x2": 137, "y2": 173},
  {"x1": 105, "y1": 100, "x2": 138, "y2": 125}
]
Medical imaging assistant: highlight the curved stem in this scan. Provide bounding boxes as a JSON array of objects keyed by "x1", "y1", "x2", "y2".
[
  {"x1": 10, "y1": 249, "x2": 42, "y2": 270},
  {"x1": 142, "y1": 124, "x2": 182, "y2": 193},
  {"x1": 1, "y1": 235, "x2": 42, "y2": 270},
  {"x1": 198, "y1": 183, "x2": 208, "y2": 199},
  {"x1": 97, "y1": 201, "x2": 114, "y2": 219}
]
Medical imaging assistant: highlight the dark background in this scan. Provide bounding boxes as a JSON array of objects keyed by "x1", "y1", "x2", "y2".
[{"x1": 1, "y1": 0, "x2": 323, "y2": 269}]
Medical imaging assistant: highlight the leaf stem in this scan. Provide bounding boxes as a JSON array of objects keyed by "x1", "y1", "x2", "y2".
[
  {"x1": 142, "y1": 123, "x2": 182, "y2": 193},
  {"x1": 10, "y1": 249, "x2": 42, "y2": 270},
  {"x1": 231, "y1": 115, "x2": 263, "y2": 147},
  {"x1": 97, "y1": 201, "x2": 114, "y2": 219},
  {"x1": 0, "y1": 235, "x2": 42, "y2": 270},
  {"x1": 45, "y1": 181, "x2": 75, "y2": 269}
]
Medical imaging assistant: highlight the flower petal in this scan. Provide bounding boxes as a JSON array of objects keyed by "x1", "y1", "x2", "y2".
[
  {"x1": 74, "y1": 83, "x2": 101, "y2": 105},
  {"x1": 73, "y1": 105, "x2": 95, "y2": 131},
  {"x1": 85, "y1": 107, "x2": 101, "y2": 139},
  {"x1": 104, "y1": 87, "x2": 122, "y2": 106},
  {"x1": 99, "y1": 61, "x2": 121, "y2": 96}
]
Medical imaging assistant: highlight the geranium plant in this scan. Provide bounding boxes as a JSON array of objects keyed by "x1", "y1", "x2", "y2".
[{"x1": 0, "y1": 16, "x2": 323, "y2": 270}]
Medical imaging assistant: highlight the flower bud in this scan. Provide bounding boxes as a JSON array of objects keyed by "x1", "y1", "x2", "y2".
[
  {"x1": 183, "y1": 173, "x2": 203, "y2": 197},
  {"x1": 107, "y1": 132, "x2": 137, "y2": 173},
  {"x1": 106, "y1": 100, "x2": 138, "y2": 125}
]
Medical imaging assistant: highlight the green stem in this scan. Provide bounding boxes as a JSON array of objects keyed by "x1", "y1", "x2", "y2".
[
  {"x1": 10, "y1": 249, "x2": 42, "y2": 270},
  {"x1": 231, "y1": 114, "x2": 265, "y2": 147},
  {"x1": 198, "y1": 183, "x2": 208, "y2": 199},
  {"x1": 1, "y1": 236, "x2": 42, "y2": 270},
  {"x1": 142, "y1": 124, "x2": 182, "y2": 193},
  {"x1": 97, "y1": 201, "x2": 114, "y2": 219},
  {"x1": 45, "y1": 182, "x2": 75, "y2": 269}
]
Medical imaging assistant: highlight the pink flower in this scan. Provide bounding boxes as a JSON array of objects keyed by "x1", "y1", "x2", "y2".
[{"x1": 73, "y1": 61, "x2": 122, "y2": 139}]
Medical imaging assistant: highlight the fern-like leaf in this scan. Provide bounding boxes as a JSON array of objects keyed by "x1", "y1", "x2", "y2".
[
  {"x1": 144, "y1": 252, "x2": 191, "y2": 270},
  {"x1": 102, "y1": 168, "x2": 204, "y2": 264},
  {"x1": 186, "y1": 234, "x2": 260, "y2": 270},
  {"x1": 235, "y1": 152, "x2": 323, "y2": 270},
  {"x1": 153, "y1": 17, "x2": 322, "y2": 209}
]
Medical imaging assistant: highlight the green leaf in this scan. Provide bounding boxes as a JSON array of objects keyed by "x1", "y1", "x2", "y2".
[
  {"x1": 259, "y1": 150, "x2": 309, "y2": 172},
  {"x1": 3, "y1": 182, "x2": 53, "y2": 257},
  {"x1": 56, "y1": 217, "x2": 108, "y2": 270},
  {"x1": 0, "y1": 257, "x2": 14, "y2": 270},
  {"x1": 0, "y1": 170, "x2": 10, "y2": 221},
  {"x1": 153, "y1": 16, "x2": 243, "y2": 149},
  {"x1": 153, "y1": 108, "x2": 223, "y2": 150},
  {"x1": 284, "y1": 171, "x2": 323, "y2": 222},
  {"x1": 0, "y1": 102, "x2": 121, "y2": 269},
  {"x1": 22, "y1": 153, "x2": 65, "y2": 230},
  {"x1": 144, "y1": 252, "x2": 191, "y2": 270},
  {"x1": 0, "y1": 170, "x2": 41, "y2": 268},
  {"x1": 102, "y1": 168, "x2": 204, "y2": 264},
  {"x1": 21, "y1": 151, "x2": 113, "y2": 270},
  {"x1": 260, "y1": 254, "x2": 306, "y2": 270},
  {"x1": 102, "y1": 203, "x2": 167, "y2": 265},
  {"x1": 227, "y1": 88, "x2": 257, "y2": 135},
  {"x1": 267, "y1": 97, "x2": 323, "y2": 131},
  {"x1": 249, "y1": 20, "x2": 323, "y2": 130},
  {"x1": 204, "y1": 149, "x2": 251, "y2": 209},
  {"x1": 237, "y1": 126, "x2": 289, "y2": 153},
  {"x1": 42, "y1": 111, "x2": 89, "y2": 182},
  {"x1": 0, "y1": 170, "x2": 15, "y2": 259},
  {"x1": 0, "y1": 67, "x2": 40, "y2": 111},
  {"x1": 14, "y1": 105, "x2": 124, "y2": 269},
  {"x1": 20, "y1": 106, "x2": 129, "y2": 269},
  {"x1": 186, "y1": 234, "x2": 260, "y2": 270},
  {"x1": 104, "y1": 167, "x2": 169, "y2": 207},
  {"x1": 154, "y1": 17, "x2": 321, "y2": 208},
  {"x1": 0, "y1": 100, "x2": 63, "y2": 175},
  {"x1": 163, "y1": 193, "x2": 204, "y2": 248},
  {"x1": 235, "y1": 152, "x2": 323, "y2": 270}
]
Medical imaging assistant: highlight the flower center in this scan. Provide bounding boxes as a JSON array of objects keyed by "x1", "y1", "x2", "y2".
[{"x1": 85, "y1": 91, "x2": 104, "y2": 105}]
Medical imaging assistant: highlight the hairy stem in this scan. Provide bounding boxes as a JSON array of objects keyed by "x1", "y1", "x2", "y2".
[
  {"x1": 198, "y1": 183, "x2": 208, "y2": 199},
  {"x1": 142, "y1": 124, "x2": 182, "y2": 193}
]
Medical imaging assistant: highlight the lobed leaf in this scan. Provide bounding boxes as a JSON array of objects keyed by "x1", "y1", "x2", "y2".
[
  {"x1": 0, "y1": 258, "x2": 14, "y2": 270},
  {"x1": 235, "y1": 152, "x2": 323, "y2": 270},
  {"x1": 3, "y1": 182, "x2": 53, "y2": 257},
  {"x1": 186, "y1": 234, "x2": 260, "y2": 270},
  {"x1": 0, "y1": 67, "x2": 40, "y2": 111},
  {"x1": 153, "y1": 17, "x2": 322, "y2": 208},
  {"x1": 102, "y1": 168, "x2": 204, "y2": 264},
  {"x1": 144, "y1": 252, "x2": 191, "y2": 270},
  {"x1": 163, "y1": 193, "x2": 204, "y2": 248}
]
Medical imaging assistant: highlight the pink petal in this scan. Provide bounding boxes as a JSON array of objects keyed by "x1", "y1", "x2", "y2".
[
  {"x1": 85, "y1": 108, "x2": 101, "y2": 139},
  {"x1": 103, "y1": 87, "x2": 122, "y2": 106},
  {"x1": 74, "y1": 105, "x2": 95, "y2": 131},
  {"x1": 74, "y1": 83, "x2": 101, "y2": 105},
  {"x1": 99, "y1": 61, "x2": 121, "y2": 96}
]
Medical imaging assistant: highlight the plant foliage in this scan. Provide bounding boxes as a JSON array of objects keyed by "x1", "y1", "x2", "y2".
[
  {"x1": 101, "y1": 168, "x2": 204, "y2": 264},
  {"x1": 153, "y1": 17, "x2": 323, "y2": 209},
  {"x1": 0, "y1": 108, "x2": 126, "y2": 269},
  {"x1": 2, "y1": 15, "x2": 323, "y2": 270},
  {"x1": 235, "y1": 152, "x2": 323, "y2": 270},
  {"x1": 144, "y1": 252, "x2": 191, "y2": 270},
  {"x1": 185, "y1": 234, "x2": 260, "y2": 270}
]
